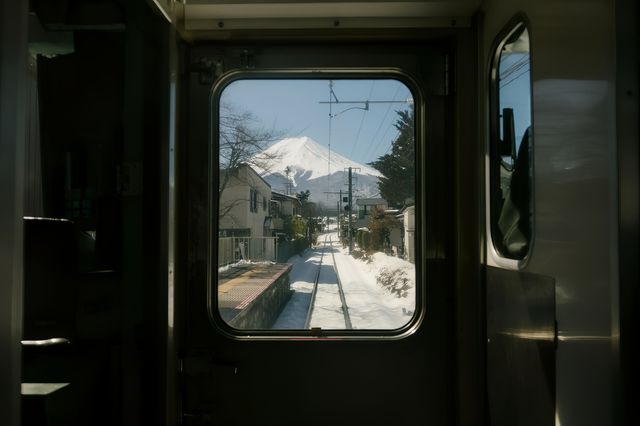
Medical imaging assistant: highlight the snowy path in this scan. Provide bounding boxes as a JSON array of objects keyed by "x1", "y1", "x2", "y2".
[
  {"x1": 333, "y1": 243, "x2": 413, "y2": 329},
  {"x1": 273, "y1": 230, "x2": 416, "y2": 330}
]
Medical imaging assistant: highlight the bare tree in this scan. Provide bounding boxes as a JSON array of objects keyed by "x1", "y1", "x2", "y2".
[{"x1": 218, "y1": 103, "x2": 284, "y2": 221}]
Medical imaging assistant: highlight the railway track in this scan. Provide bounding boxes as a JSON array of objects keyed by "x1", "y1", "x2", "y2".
[{"x1": 304, "y1": 233, "x2": 352, "y2": 330}]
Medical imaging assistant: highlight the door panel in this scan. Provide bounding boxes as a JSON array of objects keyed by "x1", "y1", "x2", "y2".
[
  {"x1": 486, "y1": 266, "x2": 555, "y2": 426},
  {"x1": 179, "y1": 41, "x2": 456, "y2": 425}
]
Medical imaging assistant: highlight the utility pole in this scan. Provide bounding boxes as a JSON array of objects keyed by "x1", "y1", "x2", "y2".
[
  {"x1": 336, "y1": 200, "x2": 340, "y2": 236},
  {"x1": 338, "y1": 189, "x2": 342, "y2": 237},
  {"x1": 331, "y1": 168, "x2": 359, "y2": 253},
  {"x1": 319, "y1": 82, "x2": 410, "y2": 239},
  {"x1": 348, "y1": 168, "x2": 353, "y2": 253},
  {"x1": 323, "y1": 190, "x2": 343, "y2": 235},
  {"x1": 319, "y1": 86, "x2": 411, "y2": 205},
  {"x1": 284, "y1": 166, "x2": 292, "y2": 195}
]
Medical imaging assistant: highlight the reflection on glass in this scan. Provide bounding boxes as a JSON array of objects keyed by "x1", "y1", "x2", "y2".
[
  {"x1": 493, "y1": 24, "x2": 533, "y2": 259},
  {"x1": 215, "y1": 78, "x2": 417, "y2": 331}
]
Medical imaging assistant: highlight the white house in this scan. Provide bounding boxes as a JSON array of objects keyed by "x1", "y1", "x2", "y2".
[
  {"x1": 219, "y1": 164, "x2": 272, "y2": 237},
  {"x1": 355, "y1": 198, "x2": 388, "y2": 228}
]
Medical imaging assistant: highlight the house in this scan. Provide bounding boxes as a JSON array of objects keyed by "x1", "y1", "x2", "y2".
[
  {"x1": 269, "y1": 191, "x2": 302, "y2": 235},
  {"x1": 219, "y1": 164, "x2": 272, "y2": 237},
  {"x1": 355, "y1": 198, "x2": 388, "y2": 228}
]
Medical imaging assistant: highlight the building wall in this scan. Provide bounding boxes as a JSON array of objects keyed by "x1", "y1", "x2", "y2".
[
  {"x1": 281, "y1": 199, "x2": 295, "y2": 216},
  {"x1": 219, "y1": 166, "x2": 271, "y2": 237},
  {"x1": 404, "y1": 206, "x2": 416, "y2": 263}
]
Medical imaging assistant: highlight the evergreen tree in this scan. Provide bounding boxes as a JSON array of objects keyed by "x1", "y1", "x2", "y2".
[
  {"x1": 296, "y1": 190, "x2": 318, "y2": 219},
  {"x1": 368, "y1": 109, "x2": 415, "y2": 208},
  {"x1": 296, "y1": 190, "x2": 310, "y2": 203}
]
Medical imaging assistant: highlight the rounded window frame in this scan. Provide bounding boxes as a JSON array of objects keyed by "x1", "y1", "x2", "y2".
[
  {"x1": 208, "y1": 68, "x2": 426, "y2": 340},
  {"x1": 487, "y1": 16, "x2": 535, "y2": 268}
]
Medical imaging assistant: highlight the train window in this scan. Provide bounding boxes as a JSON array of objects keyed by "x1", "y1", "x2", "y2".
[
  {"x1": 213, "y1": 75, "x2": 419, "y2": 335},
  {"x1": 489, "y1": 21, "x2": 533, "y2": 261}
]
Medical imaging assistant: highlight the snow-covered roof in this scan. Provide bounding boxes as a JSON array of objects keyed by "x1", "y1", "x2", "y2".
[
  {"x1": 397, "y1": 204, "x2": 416, "y2": 215},
  {"x1": 271, "y1": 191, "x2": 302, "y2": 205},
  {"x1": 355, "y1": 198, "x2": 387, "y2": 206},
  {"x1": 222, "y1": 163, "x2": 272, "y2": 189}
]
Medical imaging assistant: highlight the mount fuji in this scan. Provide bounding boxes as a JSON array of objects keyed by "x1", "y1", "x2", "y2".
[{"x1": 252, "y1": 137, "x2": 382, "y2": 205}]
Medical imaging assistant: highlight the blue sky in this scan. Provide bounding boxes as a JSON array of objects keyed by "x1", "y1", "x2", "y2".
[
  {"x1": 220, "y1": 78, "x2": 414, "y2": 166},
  {"x1": 499, "y1": 53, "x2": 531, "y2": 150}
]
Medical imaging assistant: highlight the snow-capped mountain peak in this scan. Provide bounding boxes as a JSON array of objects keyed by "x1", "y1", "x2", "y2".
[
  {"x1": 251, "y1": 137, "x2": 382, "y2": 204},
  {"x1": 253, "y1": 136, "x2": 381, "y2": 181}
]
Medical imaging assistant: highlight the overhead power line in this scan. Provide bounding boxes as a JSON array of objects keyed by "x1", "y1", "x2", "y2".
[{"x1": 350, "y1": 81, "x2": 376, "y2": 158}]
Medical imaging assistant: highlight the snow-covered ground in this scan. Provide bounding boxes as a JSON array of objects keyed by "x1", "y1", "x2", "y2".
[{"x1": 273, "y1": 231, "x2": 416, "y2": 330}]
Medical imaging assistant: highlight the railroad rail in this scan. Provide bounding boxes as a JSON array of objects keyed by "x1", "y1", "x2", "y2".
[{"x1": 304, "y1": 233, "x2": 352, "y2": 330}]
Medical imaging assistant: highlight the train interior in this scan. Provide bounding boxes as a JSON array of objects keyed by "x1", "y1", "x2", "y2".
[{"x1": 1, "y1": 0, "x2": 638, "y2": 425}]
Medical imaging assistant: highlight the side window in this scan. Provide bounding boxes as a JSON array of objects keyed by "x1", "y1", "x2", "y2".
[{"x1": 490, "y1": 21, "x2": 533, "y2": 261}]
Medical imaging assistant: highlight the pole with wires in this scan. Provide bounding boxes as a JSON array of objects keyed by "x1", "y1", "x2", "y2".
[{"x1": 326, "y1": 80, "x2": 343, "y2": 201}]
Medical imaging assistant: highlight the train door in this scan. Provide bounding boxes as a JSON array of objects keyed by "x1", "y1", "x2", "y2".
[
  {"x1": 176, "y1": 33, "x2": 475, "y2": 425},
  {"x1": 481, "y1": 15, "x2": 557, "y2": 426},
  {"x1": 481, "y1": 1, "x2": 621, "y2": 425}
]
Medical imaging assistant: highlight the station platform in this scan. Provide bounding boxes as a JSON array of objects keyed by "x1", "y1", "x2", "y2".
[{"x1": 218, "y1": 262, "x2": 292, "y2": 329}]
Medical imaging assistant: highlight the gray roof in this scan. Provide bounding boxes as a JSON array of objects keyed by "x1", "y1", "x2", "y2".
[
  {"x1": 355, "y1": 198, "x2": 387, "y2": 206},
  {"x1": 271, "y1": 191, "x2": 302, "y2": 205}
]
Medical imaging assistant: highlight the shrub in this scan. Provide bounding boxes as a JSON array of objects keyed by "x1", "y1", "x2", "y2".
[
  {"x1": 293, "y1": 237, "x2": 308, "y2": 254},
  {"x1": 355, "y1": 229, "x2": 372, "y2": 252},
  {"x1": 376, "y1": 267, "x2": 411, "y2": 298},
  {"x1": 367, "y1": 207, "x2": 401, "y2": 252}
]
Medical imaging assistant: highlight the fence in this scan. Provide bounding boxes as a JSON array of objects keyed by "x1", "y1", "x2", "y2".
[{"x1": 218, "y1": 237, "x2": 277, "y2": 267}]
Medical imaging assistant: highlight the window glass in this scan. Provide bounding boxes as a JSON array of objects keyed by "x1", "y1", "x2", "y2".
[
  {"x1": 490, "y1": 23, "x2": 533, "y2": 260},
  {"x1": 215, "y1": 77, "x2": 417, "y2": 332}
]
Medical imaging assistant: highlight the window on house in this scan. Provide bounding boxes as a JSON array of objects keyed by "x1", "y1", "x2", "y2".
[
  {"x1": 489, "y1": 20, "x2": 533, "y2": 262},
  {"x1": 214, "y1": 75, "x2": 419, "y2": 335},
  {"x1": 249, "y1": 188, "x2": 258, "y2": 213},
  {"x1": 254, "y1": 190, "x2": 258, "y2": 212}
]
